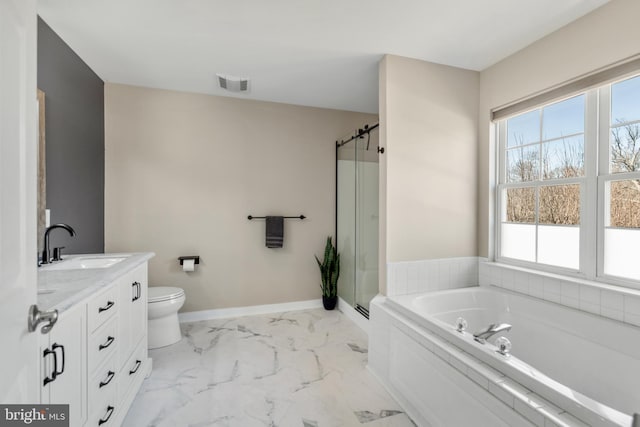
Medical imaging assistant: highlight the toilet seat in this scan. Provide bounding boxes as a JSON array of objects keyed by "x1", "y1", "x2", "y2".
[{"x1": 148, "y1": 286, "x2": 185, "y2": 303}]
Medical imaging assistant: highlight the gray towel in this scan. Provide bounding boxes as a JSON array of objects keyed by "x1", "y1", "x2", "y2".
[{"x1": 265, "y1": 216, "x2": 284, "y2": 248}]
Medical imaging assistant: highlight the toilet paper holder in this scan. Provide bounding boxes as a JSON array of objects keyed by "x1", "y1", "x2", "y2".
[{"x1": 178, "y1": 256, "x2": 200, "y2": 266}]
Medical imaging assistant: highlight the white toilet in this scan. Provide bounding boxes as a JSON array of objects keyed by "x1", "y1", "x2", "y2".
[{"x1": 147, "y1": 286, "x2": 186, "y2": 349}]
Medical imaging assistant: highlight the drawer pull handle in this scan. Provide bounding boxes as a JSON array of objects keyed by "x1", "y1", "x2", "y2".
[
  {"x1": 99, "y1": 336, "x2": 115, "y2": 351},
  {"x1": 98, "y1": 406, "x2": 115, "y2": 425},
  {"x1": 42, "y1": 347, "x2": 58, "y2": 386},
  {"x1": 129, "y1": 360, "x2": 142, "y2": 375},
  {"x1": 98, "y1": 301, "x2": 114, "y2": 313},
  {"x1": 132, "y1": 281, "x2": 140, "y2": 302},
  {"x1": 99, "y1": 371, "x2": 115, "y2": 388},
  {"x1": 51, "y1": 343, "x2": 65, "y2": 377}
]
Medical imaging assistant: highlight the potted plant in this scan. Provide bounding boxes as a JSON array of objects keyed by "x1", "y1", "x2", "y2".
[{"x1": 315, "y1": 236, "x2": 340, "y2": 310}]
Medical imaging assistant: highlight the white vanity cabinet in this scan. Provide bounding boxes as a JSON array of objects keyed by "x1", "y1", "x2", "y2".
[
  {"x1": 40, "y1": 303, "x2": 88, "y2": 427},
  {"x1": 38, "y1": 257, "x2": 152, "y2": 427}
]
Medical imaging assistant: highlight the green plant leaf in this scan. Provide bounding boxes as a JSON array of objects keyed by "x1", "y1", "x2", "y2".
[{"x1": 315, "y1": 236, "x2": 340, "y2": 297}]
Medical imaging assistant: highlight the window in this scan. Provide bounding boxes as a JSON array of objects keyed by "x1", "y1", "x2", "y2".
[
  {"x1": 601, "y1": 75, "x2": 640, "y2": 281},
  {"x1": 499, "y1": 95, "x2": 585, "y2": 270},
  {"x1": 496, "y1": 74, "x2": 640, "y2": 285}
]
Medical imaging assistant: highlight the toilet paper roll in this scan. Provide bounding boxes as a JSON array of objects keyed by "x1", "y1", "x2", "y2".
[{"x1": 182, "y1": 259, "x2": 195, "y2": 272}]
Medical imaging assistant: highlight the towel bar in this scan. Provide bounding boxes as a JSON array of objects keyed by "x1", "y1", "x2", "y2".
[{"x1": 247, "y1": 215, "x2": 306, "y2": 220}]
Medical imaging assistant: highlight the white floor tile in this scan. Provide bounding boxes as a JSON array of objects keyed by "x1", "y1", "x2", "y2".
[{"x1": 123, "y1": 308, "x2": 414, "y2": 427}]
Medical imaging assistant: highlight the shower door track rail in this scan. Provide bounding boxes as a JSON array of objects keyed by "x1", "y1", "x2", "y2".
[
  {"x1": 336, "y1": 123, "x2": 379, "y2": 147},
  {"x1": 355, "y1": 304, "x2": 370, "y2": 319}
]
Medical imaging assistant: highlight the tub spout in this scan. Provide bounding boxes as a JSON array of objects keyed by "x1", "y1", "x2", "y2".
[{"x1": 473, "y1": 323, "x2": 512, "y2": 344}]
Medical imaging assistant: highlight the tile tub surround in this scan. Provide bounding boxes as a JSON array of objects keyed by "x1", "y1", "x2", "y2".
[
  {"x1": 479, "y1": 261, "x2": 640, "y2": 328},
  {"x1": 123, "y1": 309, "x2": 415, "y2": 427},
  {"x1": 386, "y1": 257, "x2": 479, "y2": 296}
]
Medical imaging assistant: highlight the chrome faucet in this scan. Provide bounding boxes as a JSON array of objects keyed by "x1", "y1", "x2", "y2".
[
  {"x1": 473, "y1": 323, "x2": 512, "y2": 344},
  {"x1": 41, "y1": 223, "x2": 75, "y2": 264}
]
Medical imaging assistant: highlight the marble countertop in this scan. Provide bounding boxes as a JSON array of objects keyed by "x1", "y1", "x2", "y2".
[{"x1": 38, "y1": 252, "x2": 155, "y2": 314}]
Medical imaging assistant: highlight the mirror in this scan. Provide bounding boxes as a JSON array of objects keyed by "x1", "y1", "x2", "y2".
[{"x1": 37, "y1": 89, "x2": 46, "y2": 252}]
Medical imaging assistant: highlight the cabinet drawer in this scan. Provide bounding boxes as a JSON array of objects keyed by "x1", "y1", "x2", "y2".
[
  {"x1": 87, "y1": 391, "x2": 117, "y2": 427},
  {"x1": 89, "y1": 353, "x2": 118, "y2": 416},
  {"x1": 89, "y1": 317, "x2": 117, "y2": 375},
  {"x1": 87, "y1": 286, "x2": 118, "y2": 333},
  {"x1": 118, "y1": 336, "x2": 147, "y2": 404}
]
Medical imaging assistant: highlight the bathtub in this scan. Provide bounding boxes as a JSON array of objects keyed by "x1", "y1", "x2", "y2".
[{"x1": 369, "y1": 287, "x2": 640, "y2": 427}]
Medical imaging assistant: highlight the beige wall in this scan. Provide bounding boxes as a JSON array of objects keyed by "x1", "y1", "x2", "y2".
[
  {"x1": 380, "y1": 55, "x2": 479, "y2": 271},
  {"x1": 105, "y1": 83, "x2": 376, "y2": 312},
  {"x1": 478, "y1": 0, "x2": 640, "y2": 257}
]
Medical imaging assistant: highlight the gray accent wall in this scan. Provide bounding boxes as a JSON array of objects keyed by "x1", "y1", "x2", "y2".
[{"x1": 37, "y1": 17, "x2": 104, "y2": 254}]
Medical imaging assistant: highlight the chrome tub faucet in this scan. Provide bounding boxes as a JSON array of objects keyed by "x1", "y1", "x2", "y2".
[{"x1": 473, "y1": 323, "x2": 512, "y2": 344}]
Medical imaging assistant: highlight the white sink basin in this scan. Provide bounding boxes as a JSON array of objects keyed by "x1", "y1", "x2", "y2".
[{"x1": 43, "y1": 256, "x2": 127, "y2": 271}]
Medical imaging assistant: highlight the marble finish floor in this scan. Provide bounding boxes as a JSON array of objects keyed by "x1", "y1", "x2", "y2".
[{"x1": 123, "y1": 308, "x2": 415, "y2": 427}]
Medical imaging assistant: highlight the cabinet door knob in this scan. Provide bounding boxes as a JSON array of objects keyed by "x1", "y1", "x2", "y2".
[
  {"x1": 98, "y1": 336, "x2": 115, "y2": 351},
  {"x1": 98, "y1": 406, "x2": 115, "y2": 425},
  {"x1": 99, "y1": 371, "x2": 115, "y2": 388},
  {"x1": 129, "y1": 360, "x2": 142, "y2": 375},
  {"x1": 42, "y1": 347, "x2": 58, "y2": 386},
  {"x1": 51, "y1": 343, "x2": 65, "y2": 377},
  {"x1": 98, "y1": 301, "x2": 115, "y2": 313}
]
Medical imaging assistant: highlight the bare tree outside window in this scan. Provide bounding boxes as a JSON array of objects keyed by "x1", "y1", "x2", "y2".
[
  {"x1": 610, "y1": 121, "x2": 640, "y2": 228},
  {"x1": 505, "y1": 136, "x2": 583, "y2": 225}
]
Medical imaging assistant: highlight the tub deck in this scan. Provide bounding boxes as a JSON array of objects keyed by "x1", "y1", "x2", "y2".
[{"x1": 373, "y1": 287, "x2": 640, "y2": 427}]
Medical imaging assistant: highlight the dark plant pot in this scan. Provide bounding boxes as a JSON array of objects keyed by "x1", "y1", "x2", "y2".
[{"x1": 322, "y1": 295, "x2": 338, "y2": 310}]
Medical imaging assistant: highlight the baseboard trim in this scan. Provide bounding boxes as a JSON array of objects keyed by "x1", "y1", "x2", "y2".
[
  {"x1": 338, "y1": 297, "x2": 369, "y2": 334},
  {"x1": 178, "y1": 299, "x2": 324, "y2": 323}
]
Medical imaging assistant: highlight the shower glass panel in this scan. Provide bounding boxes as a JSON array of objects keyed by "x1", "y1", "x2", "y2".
[
  {"x1": 336, "y1": 125, "x2": 379, "y2": 316},
  {"x1": 355, "y1": 129, "x2": 379, "y2": 313},
  {"x1": 337, "y1": 137, "x2": 356, "y2": 307}
]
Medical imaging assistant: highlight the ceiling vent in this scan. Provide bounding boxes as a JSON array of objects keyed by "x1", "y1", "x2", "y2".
[{"x1": 216, "y1": 74, "x2": 249, "y2": 93}]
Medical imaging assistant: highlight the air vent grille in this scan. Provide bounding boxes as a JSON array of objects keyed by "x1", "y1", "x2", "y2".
[{"x1": 216, "y1": 74, "x2": 249, "y2": 93}]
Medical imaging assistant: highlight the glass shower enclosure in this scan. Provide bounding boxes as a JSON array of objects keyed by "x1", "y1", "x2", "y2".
[{"x1": 336, "y1": 124, "x2": 379, "y2": 317}]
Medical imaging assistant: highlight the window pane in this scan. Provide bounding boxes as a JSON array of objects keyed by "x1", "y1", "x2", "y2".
[
  {"x1": 610, "y1": 123, "x2": 640, "y2": 173},
  {"x1": 538, "y1": 225, "x2": 580, "y2": 269},
  {"x1": 542, "y1": 95, "x2": 585, "y2": 141},
  {"x1": 501, "y1": 223, "x2": 535, "y2": 262},
  {"x1": 507, "y1": 145, "x2": 539, "y2": 182},
  {"x1": 607, "y1": 179, "x2": 640, "y2": 228},
  {"x1": 542, "y1": 135, "x2": 584, "y2": 179},
  {"x1": 604, "y1": 228, "x2": 640, "y2": 280},
  {"x1": 507, "y1": 110, "x2": 539, "y2": 147},
  {"x1": 504, "y1": 188, "x2": 535, "y2": 223},
  {"x1": 612, "y1": 75, "x2": 640, "y2": 124},
  {"x1": 539, "y1": 184, "x2": 580, "y2": 225}
]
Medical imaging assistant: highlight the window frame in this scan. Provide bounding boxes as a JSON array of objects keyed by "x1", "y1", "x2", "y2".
[
  {"x1": 495, "y1": 91, "x2": 597, "y2": 281},
  {"x1": 495, "y1": 76, "x2": 640, "y2": 290},
  {"x1": 596, "y1": 84, "x2": 640, "y2": 289}
]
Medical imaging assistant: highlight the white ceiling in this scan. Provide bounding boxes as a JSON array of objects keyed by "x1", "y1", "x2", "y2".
[{"x1": 37, "y1": 0, "x2": 609, "y2": 114}]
